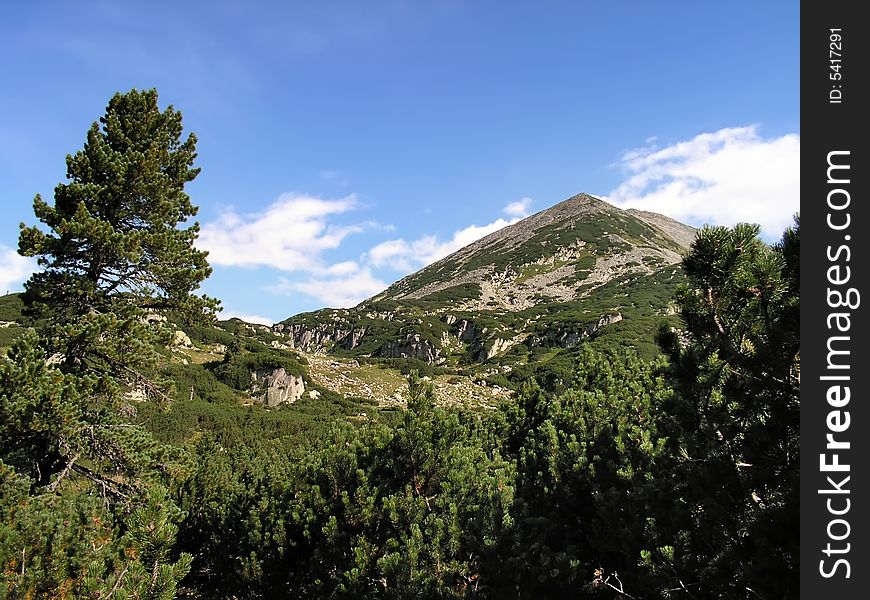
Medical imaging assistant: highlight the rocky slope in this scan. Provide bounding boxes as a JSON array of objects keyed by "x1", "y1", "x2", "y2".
[
  {"x1": 276, "y1": 193, "x2": 695, "y2": 365},
  {"x1": 373, "y1": 193, "x2": 693, "y2": 311}
]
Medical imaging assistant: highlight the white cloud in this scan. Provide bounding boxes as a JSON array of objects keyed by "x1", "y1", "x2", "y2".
[
  {"x1": 197, "y1": 193, "x2": 362, "y2": 271},
  {"x1": 441, "y1": 218, "x2": 519, "y2": 257},
  {"x1": 271, "y1": 193, "x2": 540, "y2": 308},
  {"x1": 277, "y1": 267, "x2": 388, "y2": 308},
  {"x1": 503, "y1": 197, "x2": 533, "y2": 218},
  {"x1": 606, "y1": 126, "x2": 799, "y2": 239},
  {"x1": 366, "y1": 219, "x2": 517, "y2": 272},
  {"x1": 365, "y1": 201, "x2": 530, "y2": 272},
  {"x1": 266, "y1": 195, "x2": 534, "y2": 308},
  {"x1": 325, "y1": 260, "x2": 360, "y2": 276},
  {"x1": 218, "y1": 310, "x2": 276, "y2": 326},
  {"x1": 0, "y1": 246, "x2": 37, "y2": 293},
  {"x1": 365, "y1": 238, "x2": 421, "y2": 271},
  {"x1": 360, "y1": 220, "x2": 397, "y2": 233}
]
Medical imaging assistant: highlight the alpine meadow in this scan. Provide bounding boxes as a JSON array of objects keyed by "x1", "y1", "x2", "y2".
[{"x1": 0, "y1": 90, "x2": 799, "y2": 599}]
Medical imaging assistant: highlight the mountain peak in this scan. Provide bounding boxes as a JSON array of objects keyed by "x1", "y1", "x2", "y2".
[
  {"x1": 370, "y1": 193, "x2": 694, "y2": 312},
  {"x1": 279, "y1": 193, "x2": 695, "y2": 365},
  {"x1": 545, "y1": 191, "x2": 610, "y2": 212}
]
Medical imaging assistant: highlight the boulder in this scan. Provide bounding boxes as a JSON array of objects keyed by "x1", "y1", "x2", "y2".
[
  {"x1": 477, "y1": 336, "x2": 516, "y2": 361},
  {"x1": 252, "y1": 368, "x2": 305, "y2": 407},
  {"x1": 172, "y1": 329, "x2": 194, "y2": 348}
]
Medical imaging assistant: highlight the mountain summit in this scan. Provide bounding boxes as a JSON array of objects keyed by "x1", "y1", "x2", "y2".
[
  {"x1": 373, "y1": 193, "x2": 695, "y2": 311},
  {"x1": 277, "y1": 193, "x2": 695, "y2": 364}
]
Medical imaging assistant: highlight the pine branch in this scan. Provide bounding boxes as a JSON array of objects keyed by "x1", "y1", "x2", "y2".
[
  {"x1": 108, "y1": 565, "x2": 129, "y2": 597},
  {"x1": 47, "y1": 452, "x2": 80, "y2": 492},
  {"x1": 92, "y1": 350, "x2": 174, "y2": 404},
  {"x1": 71, "y1": 463, "x2": 134, "y2": 500}
]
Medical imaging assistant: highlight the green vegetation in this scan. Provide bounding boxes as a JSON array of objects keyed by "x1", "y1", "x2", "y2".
[
  {"x1": 213, "y1": 345, "x2": 307, "y2": 391},
  {"x1": 1, "y1": 89, "x2": 798, "y2": 599},
  {"x1": 364, "y1": 356, "x2": 450, "y2": 378},
  {"x1": 273, "y1": 203, "x2": 690, "y2": 371},
  {"x1": 383, "y1": 204, "x2": 686, "y2": 303},
  {"x1": 418, "y1": 282, "x2": 482, "y2": 303},
  {"x1": 558, "y1": 252, "x2": 598, "y2": 285},
  {"x1": 3, "y1": 89, "x2": 210, "y2": 597},
  {"x1": 514, "y1": 258, "x2": 569, "y2": 283},
  {"x1": 0, "y1": 293, "x2": 26, "y2": 349},
  {"x1": 0, "y1": 293, "x2": 24, "y2": 322},
  {"x1": 0, "y1": 325, "x2": 26, "y2": 350},
  {"x1": 275, "y1": 259, "x2": 682, "y2": 370},
  {"x1": 650, "y1": 219, "x2": 800, "y2": 597}
]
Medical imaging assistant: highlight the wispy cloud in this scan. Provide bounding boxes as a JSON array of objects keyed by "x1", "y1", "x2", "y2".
[
  {"x1": 364, "y1": 199, "x2": 530, "y2": 272},
  {"x1": 0, "y1": 246, "x2": 37, "y2": 294},
  {"x1": 218, "y1": 310, "x2": 276, "y2": 326},
  {"x1": 606, "y1": 126, "x2": 799, "y2": 239},
  {"x1": 365, "y1": 220, "x2": 512, "y2": 272},
  {"x1": 319, "y1": 170, "x2": 349, "y2": 186},
  {"x1": 197, "y1": 193, "x2": 363, "y2": 271},
  {"x1": 503, "y1": 197, "x2": 532, "y2": 218},
  {"x1": 275, "y1": 266, "x2": 388, "y2": 308},
  {"x1": 281, "y1": 198, "x2": 532, "y2": 307}
]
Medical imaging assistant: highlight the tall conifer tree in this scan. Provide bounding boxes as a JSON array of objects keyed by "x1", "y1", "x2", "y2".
[
  {"x1": 20, "y1": 88, "x2": 214, "y2": 316},
  {"x1": 2, "y1": 89, "x2": 212, "y2": 596},
  {"x1": 19, "y1": 88, "x2": 217, "y2": 377}
]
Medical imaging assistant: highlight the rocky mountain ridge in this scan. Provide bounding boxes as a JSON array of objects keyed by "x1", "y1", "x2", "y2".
[
  {"x1": 274, "y1": 193, "x2": 695, "y2": 365},
  {"x1": 374, "y1": 193, "x2": 692, "y2": 312}
]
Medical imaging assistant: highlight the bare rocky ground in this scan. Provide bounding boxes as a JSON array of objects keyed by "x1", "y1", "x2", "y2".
[
  {"x1": 627, "y1": 209, "x2": 698, "y2": 249},
  {"x1": 304, "y1": 352, "x2": 511, "y2": 410},
  {"x1": 377, "y1": 194, "x2": 695, "y2": 313},
  {"x1": 173, "y1": 337, "x2": 511, "y2": 409}
]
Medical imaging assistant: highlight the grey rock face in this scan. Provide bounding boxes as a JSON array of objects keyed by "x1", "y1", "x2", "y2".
[
  {"x1": 273, "y1": 192, "x2": 691, "y2": 367},
  {"x1": 373, "y1": 193, "x2": 694, "y2": 312},
  {"x1": 456, "y1": 319, "x2": 477, "y2": 342},
  {"x1": 379, "y1": 333, "x2": 442, "y2": 364},
  {"x1": 534, "y1": 312, "x2": 624, "y2": 348},
  {"x1": 277, "y1": 323, "x2": 368, "y2": 353},
  {"x1": 252, "y1": 368, "x2": 305, "y2": 407},
  {"x1": 477, "y1": 337, "x2": 516, "y2": 361},
  {"x1": 172, "y1": 329, "x2": 194, "y2": 349}
]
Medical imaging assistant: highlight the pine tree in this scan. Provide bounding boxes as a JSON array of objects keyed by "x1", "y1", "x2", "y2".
[
  {"x1": 81, "y1": 487, "x2": 193, "y2": 600},
  {"x1": 499, "y1": 347, "x2": 671, "y2": 598},
  {"x1": 651, "y1": 219, "x2": 800, "y2": 598},
  {"x1": 2, "y1": 89, "x2": 209, "y2": 598},
  {"x1": 18, "y1": 88, "x2": 218, "y2": 379},
  {"x1": 9, "y1": 88, "x2": 215, "y2": 491}
]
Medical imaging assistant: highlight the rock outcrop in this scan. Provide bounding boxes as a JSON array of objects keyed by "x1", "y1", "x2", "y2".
[
  {"x1": 274, "y1": 322, "x2": 367, "y2": 353},
  {"x1": 476, "y1": 336, "x2": 517, "y2": 361},
  {"x1": 535, "y1": 312, "x2": 623, "y2": 348},
  {"x1": 273, "y1": 192, "x2": 691, "y2": 368},
  {"x1": 379, "y1": 334, "x2": 442, "y2": 364},
  {"x1": 252, "y1": 367, "x2": 305, "y2": 407},
  {"x1": 172, "y1": 329, "x2": 194, "y2": 349}
]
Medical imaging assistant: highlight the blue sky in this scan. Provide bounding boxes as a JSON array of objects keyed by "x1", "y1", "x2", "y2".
[{"x1": 0, "y1": 1, "x2": 799, "y2": 324}]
